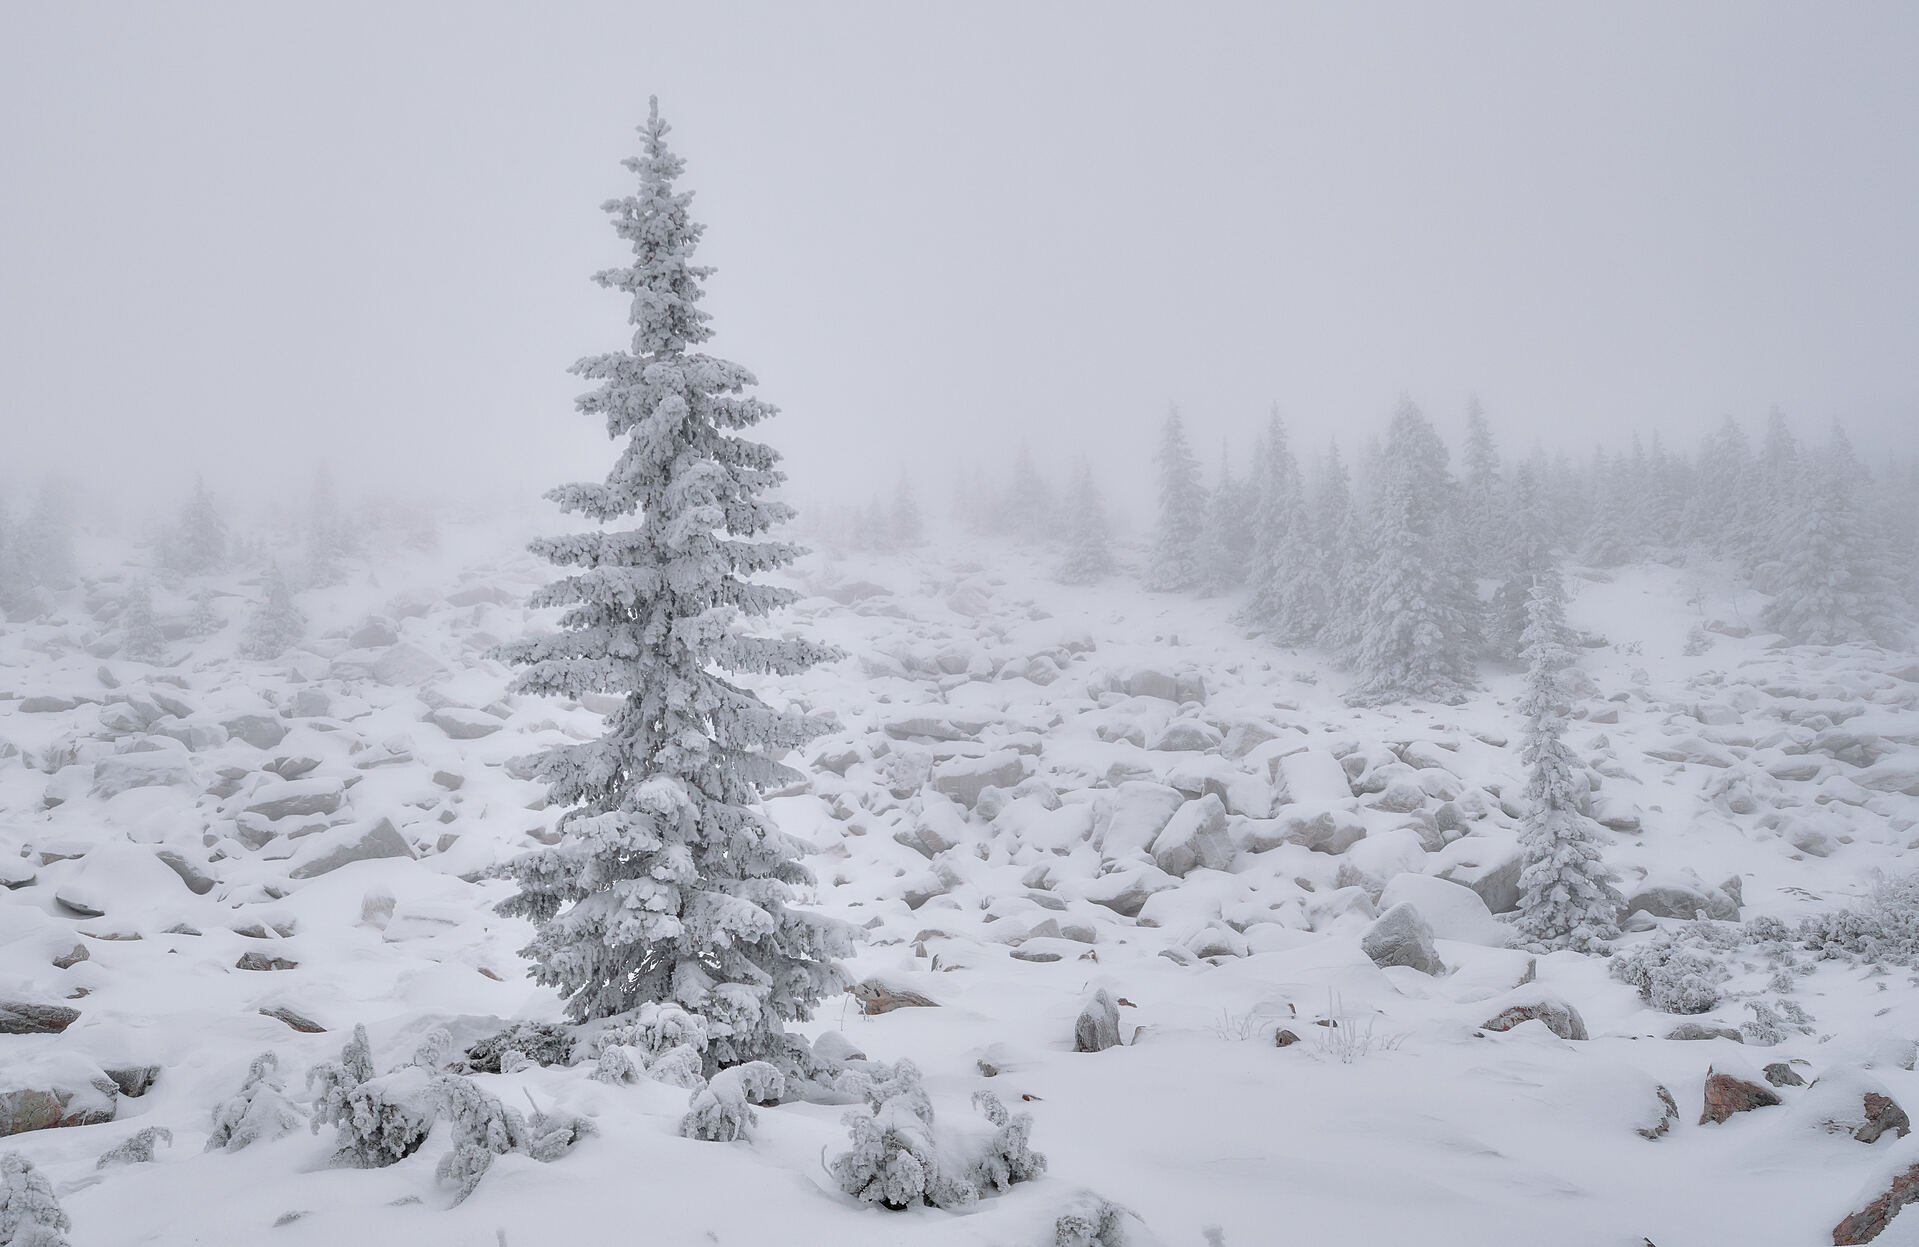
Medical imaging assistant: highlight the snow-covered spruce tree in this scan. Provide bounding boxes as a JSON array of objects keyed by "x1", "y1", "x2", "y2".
[
  {"x1": 238, "y1": 565, "x2": 304, "y2": 660},
  {"x1": 1487, "y1": 459, "x2": 1555, "y2": 662},
  {"x1": 1315, "y1": 442, "x2": 1367, "y2": 660},
  {"x1": 1240, "y1": 412, "x2": 1300, "y2": 632},
  {"x1": 1459, "y1": 396, "x2": 1505, "y2": 578},
  {"x1": 188, "y1": 586, "x2": 223, "y2": 637},
  {"x1": 1684, "y1": 415, "x2": 1757, "y2": 561},
  {"x1": 1760, "y1": 427, "x2": 1907, "y2": 647},
  {"x1": 495, "y1": 99, "x2": 850, "y2": 1073},
  {"x1": 120, "y1": 579, "x2": 166, "y2": 665},
  {"x1": 1143, "y1": 407, "x2": 1207, "y2": 592},
  {"x1": 1198, "y1": 445, "x2": 1251, "y2": 597},
  {"x1": 1002, "y1": 445, "x2": 1054, "y2": 543},
  {"x1": 303, "y1": 469, "x2": 349, "y2": 588},
  {"x1": 165, "y1": 477, "x2": 228, "y2": 575},
  {"x1": 18, "y1": 480, "x2": 77, "y2": 594},
  {"x1": 1577, "y1": 449, "x2": 1643, "y2": 569},
  {"x1": 1347, "y1": 400, "x2": 1481, "y2": 704},
  {"x1": 1509, "y1": 568, "x2": 1621, "y2": 953},
  {"x1": 889, "y1": 473, "x2": 924, "y2": 549},
  {"x1": 0, "y1": 1152, "x2": 70, "y2": 1247},
  {"x1": 1056, "y1": 462, "x2": 1116, "y2": 585}
]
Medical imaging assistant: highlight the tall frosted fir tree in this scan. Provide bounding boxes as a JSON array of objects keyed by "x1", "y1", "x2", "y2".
[
  {"x1": 496, "y1": 100, "x2": 851, "y2": 1072},
  {"x1": 1143, "y1": 408, "x2": 1207, "y2": 592},
  {"x1": 1510, "y1": 567, "x2": 1620, "y2": 953}
]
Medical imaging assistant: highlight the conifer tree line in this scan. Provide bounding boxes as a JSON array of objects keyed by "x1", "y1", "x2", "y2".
[{"x1": 916, "y1": 401, "x2": 1916, "y2": 702}]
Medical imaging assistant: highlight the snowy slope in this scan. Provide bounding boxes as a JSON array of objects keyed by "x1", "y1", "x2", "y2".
[{"x1": 2, "y1": 522, "x2": 1917, "y2": 1246}]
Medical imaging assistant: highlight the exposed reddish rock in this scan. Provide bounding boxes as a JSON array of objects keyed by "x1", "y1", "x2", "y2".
[
  {"x1": 0, "y1": 1084, "x2": 117, "y2": 1137},
  {"x1": 0, "y1": 1001, "x2": 80, "y2": 1035},
  {"x1": 1638, "y1": 1085, "x2": 1680, "y2": 1140},
  {"x1": 1859, "y1": 1093, "x2": 1912, "y2": 1145},
  {"x1": 259, "y1": 1005, "x2": 327, "y2": 1034},
  {"x1": 235, "y1": 951, "x2": 298, "y2": 972},
  {"x1": 1482, "y1": 999, "x2": 1589, "y2": 1041},
  {"x1": 1835, "y1": 1163, "x2": 1919, "y2": 1244},
  {"x1": 1699, "y1": 1068, "x2": 1781, "y2": 1125},
  {"x1": 850, "y1": 979, "x2": 938, "y2": 1015}
]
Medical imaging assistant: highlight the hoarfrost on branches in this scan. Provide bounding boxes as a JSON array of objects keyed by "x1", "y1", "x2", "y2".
[{"x1": 494, "y1": 98, "x2": 850, "y2": 1072}]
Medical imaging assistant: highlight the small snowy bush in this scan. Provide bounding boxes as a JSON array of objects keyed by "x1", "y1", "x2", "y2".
[
  {"x1": 0, "y1": 1153, "x2": 70, "y2": 1247},
  {"x1": 829, "y1": 1061, "x2": 976, "y2": 1211},
  {"x1": 1609, "y1": 938, "x2": 1728, "y2": 1014},
  {"x1": 590, "y1": 1004, "x2": 709, "y2": 1085},
  {"x1": 308, "y1": 1026, "x2": 437, "y2": 1169},
  {"x1": 1741, "y1": 999, "x2": 1816, "y2": 1047},
  {"x1": 461, "y1": 1022, "x2": 574, "y2": 1074},
  {"x1": 433, "y1": 1076, "x2": 594, "y2": 1205},
  {"x1": 1799, "y1": 870, "x2": 1919, "y2": 968},
  {"x1": 961, "y1": 1091, "x2": 1046, "y2": 1196},
  {"x1": 1054, "y1": 1191, "x2": 1143, "y2": 1247},
  {"x1": 331, "y1": 1068, "x2": 439, "y2": 1169},
  {"x1": 410, "y1": 1027, "x2": 456, "y2": 1069},
  {"x1": 307, "y1": 1024, "x2": 377, "y2": 1129},
  {"x1": 206, "y1": 1051, "x2": 306, "y2": 1152},
  {"x1": 97, "y1": 1126, "x2": 173, "y2": 1168},
  {"x1": 679, "y1": 1061, "x2": 784, "y2": 1143}
]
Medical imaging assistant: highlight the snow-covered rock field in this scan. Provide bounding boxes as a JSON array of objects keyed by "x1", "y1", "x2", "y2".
[{"x1": 4, "y1": 522, "x2": 1919, "y2": 1246}]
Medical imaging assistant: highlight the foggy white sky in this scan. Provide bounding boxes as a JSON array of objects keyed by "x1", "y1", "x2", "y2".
[{"x1": 2, "y1": 2, "x2": 1915, "y2": 515}]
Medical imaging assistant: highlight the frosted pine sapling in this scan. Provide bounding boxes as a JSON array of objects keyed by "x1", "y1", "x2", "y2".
[
  {"x1": 679, "y1": 1061, "x2": 783, "y2": 1142},
  {"x1": 829, "y1": 1061, "x2": 973, "y2": 1210},
  {"x1": 0, "y1": 1152, "x2": 70, "y2": 1247},
  {"x1": 96, "y1": 1126, "x2": 173, "y2": 1168},
  {"x1": 495, "y1": 100, "x2": 850, "y2": 1073},
  {"x1": 206, "y1": 1051, "x2": 306, "y2": 1151},
  {"x1": 1509, "y1": 569, "x2": 1621, "y2": 953}
]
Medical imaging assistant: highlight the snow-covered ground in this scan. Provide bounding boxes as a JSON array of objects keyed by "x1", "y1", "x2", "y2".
[{"x1": 4, "y1": 520, "x2": 1918, "y2": 1246}]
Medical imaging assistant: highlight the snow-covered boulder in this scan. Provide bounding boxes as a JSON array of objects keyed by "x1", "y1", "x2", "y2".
[
  {"x1": 53, "y1": 843, "x2": 189, "y2": 918},
  {"x1": 1150, "y1": 794, "x2": 1234, "y2": 878},
  {"x1": 222, "y1": 713, "x2": 287, "y2": 750},
  {"x1": 1151, "y1": 719, "x2": 1222, "y2": 753},
  {"x1": 1, "y1": 1052, "x2": 119, "y2": 1137},
  {"x1": 89, "y1": 752, "x2": 197, "y2": 798},
  {"x1": 1271, "y1": 804, "x2": 1366, "y2": 855},
  {"x1": 428, "y1": 707, "x2": 503, "y2": 740},
  {"x1": 1093, "y1": 782, "x2": 1186, "y2": 860},
  {"x1": 930, "y1": 751, "x2": 1026, "y2": 808},
  {"x1": 1277, "y1": 750, "x2": 1352, "y2": 802},
  {"x1": 287, "y1": 818, "x2": 416, "y2": 880},
  {"x1": 1361, "y1": 904, "x2": 1445, "y2": 975},
  {"x1": 244, "y1": 777, "x2": 346, "y2": 821},
  {"x1": 1431, "y1": 835, "x2": 1524, "y2": 914},
  {"x1": 1379, "y1": 874, "x2": 1509, "y2": 947}
]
